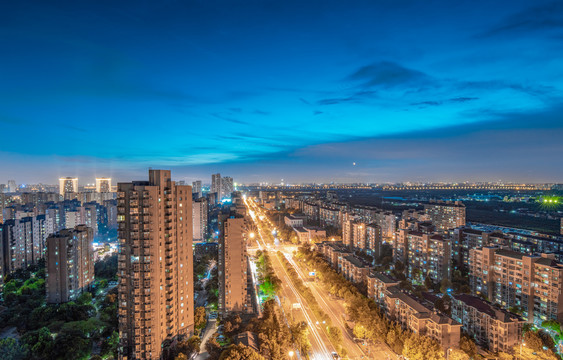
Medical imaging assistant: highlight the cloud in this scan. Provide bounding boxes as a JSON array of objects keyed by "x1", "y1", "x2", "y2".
[
  {"x1": 410, "y1": 97, "x2": 479, "y2": 108},
  {"x1": 210, "y1": 112, "x2": 249, "y2": 125},
  {"x1": 345, "y1": 61, "x2": 431, "y2": 89},
  {"x1": 317, "y1": 90, "x2": 377, "y2": 106},
  {"x1": 481, "y1": 2, "x2": 563, "y2": 37}
]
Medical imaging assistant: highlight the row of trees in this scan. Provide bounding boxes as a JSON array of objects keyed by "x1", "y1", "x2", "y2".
[
  {"x1": 256, "y1": 251, "x2": 282, "y2": 300},
  {"x1": 296, "y1": 247, "x2": 473, "y2": 360},
  {"x1": 275, "y1": 252, "x2": 345, "y2": 355}
]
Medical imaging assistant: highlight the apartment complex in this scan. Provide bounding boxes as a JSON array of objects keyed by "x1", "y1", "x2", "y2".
[
  {"x1": 46, "y1": 225, "x2": 94, "y2": 303},
  {"x1": 469, "y1": 247, "x2": 563, "y2": 323},
  {"x1": 384, "y1": 287, "x2": 461, "y2": 350},
  {"x1": 424, "y1": 201, "x2": 466, "y2": 231},
  {"x1": 451, "y1": 294, "x2": 524, "y2": 353},
  {"x1": 218, "y1": 214, "x2": 252, "y2": 315},
  {"x1": 395, "y1": 223, "x2": 451, "y2": 284},
  {"x1": 367, "y1": 272, "x2": 399, "y2": 307},
  {"x1": 117, "y1": 170, "x2": 194, "y2": 360}
]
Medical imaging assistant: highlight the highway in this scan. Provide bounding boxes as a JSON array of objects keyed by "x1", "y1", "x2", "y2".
[{"x1": 245, "y1": 197, "x2": 397, "y2": 360}]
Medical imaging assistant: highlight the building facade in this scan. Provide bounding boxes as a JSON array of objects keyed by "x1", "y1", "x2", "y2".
[
  {"x1": 46, "y1": 225, "x2": 94, "y2": 303},
  {"x1": 117, "y1": 170, "x2": 194, "y2": 360}
]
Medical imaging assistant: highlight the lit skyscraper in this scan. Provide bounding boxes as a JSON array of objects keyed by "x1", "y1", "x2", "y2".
[
  {"x1": 59, "y1": 177, "x2": 78, "y2": 197},
  {"x1": 96, "y1": 178, "x2": 112, "y2": 193}
]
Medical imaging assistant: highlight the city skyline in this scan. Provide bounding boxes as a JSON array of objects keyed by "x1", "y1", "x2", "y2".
[{"x1": 1, "y1": 0, "x2": 563, "y2": 183}]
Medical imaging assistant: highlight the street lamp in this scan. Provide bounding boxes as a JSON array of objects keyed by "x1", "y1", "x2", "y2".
[
  {"x1": 520, "y1": 341, "x2": 526, "y2": 358},
  {"x1": 446, "y1": 348, "x2": 452, "y2": 360},
  {"x1": 288, "y1": 350, "x2": 294, "y2": 359}
]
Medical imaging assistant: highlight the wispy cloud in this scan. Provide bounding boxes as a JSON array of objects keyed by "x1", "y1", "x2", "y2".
[{"x1": 480, "y1": 2, "x2": 563, "y2": 37}]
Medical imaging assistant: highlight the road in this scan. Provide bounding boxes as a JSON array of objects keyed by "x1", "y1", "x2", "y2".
[
  {"x1": 245, "y1": 197, "x2": 397, "y2": 360},
  {"x1": 245, "y1": 197, "x2": 336, "y2": 360}
]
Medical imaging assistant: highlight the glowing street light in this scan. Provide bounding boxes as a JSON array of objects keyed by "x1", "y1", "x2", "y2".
[
  {"x1": 288, "y1": 350, "x2": 294, "y2": 359},
  {"x1": 249, "y1": 232, "x2": 255, "y2": 239}
]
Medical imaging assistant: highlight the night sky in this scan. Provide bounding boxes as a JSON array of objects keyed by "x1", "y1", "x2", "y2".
[{"x1": 1, "y1": 0, "x2": 562, "y2": 184}]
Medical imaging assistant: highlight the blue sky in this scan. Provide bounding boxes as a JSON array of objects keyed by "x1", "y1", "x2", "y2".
[{"x1": 1, "y1": 0, "x2": 562, "y2": 184}]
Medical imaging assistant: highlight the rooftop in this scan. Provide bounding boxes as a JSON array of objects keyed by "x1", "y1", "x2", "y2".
[{"x1": 453, "y1": 294, "x2": 523, "y2": 323}]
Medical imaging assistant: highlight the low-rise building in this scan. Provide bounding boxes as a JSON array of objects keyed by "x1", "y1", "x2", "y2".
[
  {"x1": 451, "y1": 294, "x2": 524, "y2": 353},
  {"x1": 341, "y1": 255, "x2": 370, "y2": 285},
  {"x1": 367, "y1": 272, "x2": 399, "y2": 308},
  {"x1": 384, "y1": 287, "x2": 461, "y2": 350},
  {"x1": 284, "y1": 215, "x2": 304, "y2": 228}
]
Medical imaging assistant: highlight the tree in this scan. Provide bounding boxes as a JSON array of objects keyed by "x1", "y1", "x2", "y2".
[
  {"x1": 353, "y1": 324, "x2": 367, "y2": 339},
  {"x1": 542, "y1": 320, "x2": 563, "y2": 336},
  {"x1": 440, "y1": 279, "x2": 452, "y2": 294},
  {"x1": 176, "y1": 336, "x2": 202, "y2": 358},
  {"x1": 206, "y1": 336, "x2": 223, "y2": 360},
  {"x1": 219, "y1": 344, "x2": 265, "y2": 360},
  {"x1": 0, "y1": 338, "x2": 28, "y2": 360},
  {"x1": 447, "y1": 349, "x2": 470, "y2": 360},
  {"x1": 195, "y1": 307, "x2": 206, "y2": 330},
  {"x1": 459, "y1": 335, "x2": 477, "y2": 358},
  {"x1": 290, "y1": 321, "x2": 311, "y2": 355}
]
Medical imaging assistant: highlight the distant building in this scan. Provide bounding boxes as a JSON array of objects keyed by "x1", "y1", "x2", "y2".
[
  {"x1": 193, "y1": 198, "x2": 208, "y2": 242},
  {"x1": 395, "y1": 223, "x2": 451, "y2": 284},
  {"x1": 2, "y1": 216, "x2": 46, "y2": 273},
  {"x1": 59, "y1": 177, "x2": 78, "y2": 197},
  {"x1": 424, "y1": 201, "x2": 466, "y2": 231},
  {"x1": 222, "y1": 176, "x2": 234, "y2": 200},
  {"x1": 192, "y1": 180, "x2": 202, "y2": 198},
  {"x1": 284, "y1": 215, "x2": 304, "y2": 228},
  {"x1": 46, "y1": 225, "x2": 94, "y2": 303},
  {"x1": 95, "y1": 178, "x2": 111, "y2": 193},
  {"x1": 211, "y1": 173, "x2": 222, "y2": 199},
  {"x1": 7, "y1": 180, "x2": 16, "y2": 193}
]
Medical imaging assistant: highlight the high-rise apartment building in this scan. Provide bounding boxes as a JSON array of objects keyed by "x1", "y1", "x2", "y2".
[
  {"x1": 59, "y1": 177, "x2": 78, "y2": 197},
  {"x1": 96, "y1": 178, "x2": 112, "y2": 193},
  {"x1": 218, "y1": 214, "x2": 252, "y2": 316},
  {"x1": 2, "y1": 216, "x2": 46, "y2": 273},
  {"x1": 469, "y1": 247, "x2": 563, "y2": 323},
  {"x1": 117, "y1": 170, "x2": 194, "y2": 360},
  {"x1": 46, "y1": 225, "x2": 94, "y2": 303},
  {"x1": 221, "y1": 176, "x2": 234, "y2": 200},
  {"x1": 192, "y1": 198, "x2": 208, "y2": 242},
  {"x1": 424, "y1": 201, "x2": 466, "y2": 231},
  {"x1": 211, "y1": 173, "x2": 222, "y2": 200},
  {"x1": 395, "y1": 223, "x2": 451, "y2": 284},
  {"x1": 192, "y1": 180, "x2": 202, "y2": 199},
  {"x1": 7, "y1": 180, "x2": 17, "y2": 193}
]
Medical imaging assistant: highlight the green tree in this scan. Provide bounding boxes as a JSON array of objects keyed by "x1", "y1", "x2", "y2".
[
  {"x1": 0, "y1": 338, "x2": 28, "y2": 360},
  {"x1": 219, "y1": 344, "x2": 265, "y2": 360}
]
